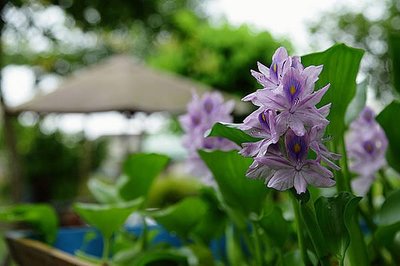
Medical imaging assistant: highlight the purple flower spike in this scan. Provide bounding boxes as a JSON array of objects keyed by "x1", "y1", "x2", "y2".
[
  {"x1": 180, "y1": 91, "x2": 238, "y2": 184},
  {"x1": 254, "y1": 130, "x2": 335, "y2": 194},
  {"x1": 346, "y1": 106, "x2": 388, "y2": 196},
  {"x1": 240, "y1": 46, "x2": 338, "y2": 194}
]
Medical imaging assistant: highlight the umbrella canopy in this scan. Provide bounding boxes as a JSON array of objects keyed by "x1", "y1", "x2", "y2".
[{"x1": 9, "y1": 55, "x2": 249, "y2": 115}]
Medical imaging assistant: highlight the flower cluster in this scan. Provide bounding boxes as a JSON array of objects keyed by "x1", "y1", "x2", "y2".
[
  {"x1": 179, "y1": 92, "x2": 238, "y2": 184},
  {"x1": 346, "y1": 107, "x2": 388, "y2": 195},
  {"x1": 240, "y1": 47, "x2": 339, "y2": 194}
]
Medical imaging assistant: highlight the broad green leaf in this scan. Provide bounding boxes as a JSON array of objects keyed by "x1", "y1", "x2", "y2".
[
  {"x1": 0, "y1": 204, "x2": 58, "y2": 244},
  {"x1": 389, "y1": 34, "x2": 400, "y2": 94},
  {"x1": 198, "y1": 150, "x2": 268, "y2": 216},
  {"x1": 119, "y1": 153, "x2": 169, "y2": 201},
  {"x1": 192, "y1": 187, "x2": 227, "y2": 243},
  {"x1": 302, "y1": 44, "x2": 364, "y2": 144},
  {"x1": 207, "y1": 122, "x2": 261, "y2": 146},
  {"x1": 88, "y1": 178, "x2": 121, "y2": 204},
  {"x1": 258, "y1": 206, "x2": 290, "y2": 248},
  {"x1": 376, "y1": 189, "x2": 400, "y2": 226},
  {"x1": 314, "y1": 192, "x2": 361, "y2": 261},
  {"x1": 375, "y1": 190, "x2": 400, "y2": 247},
  {"x1": 73, "y1": 198, "x2": 143, "y2": 239},
  {"x1": 345, "y1": 78, "x2": 368, "y2": 125},
  {"x1": 147, "y1": 197, "x2": 208, "y2": 239},
  {"x1": 376, "y1": 101, "x2": 400, "y2": 173}
]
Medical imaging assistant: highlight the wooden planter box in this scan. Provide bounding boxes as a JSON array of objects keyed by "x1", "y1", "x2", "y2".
[{"x1": 5, "y1": 231, "x2": 94, "y2": 266}]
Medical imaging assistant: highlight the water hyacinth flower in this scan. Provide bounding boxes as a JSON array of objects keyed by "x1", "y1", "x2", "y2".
[
  {"x1": 241, "y1": 47, "x2": 338, "y2": 194},
  {"x1": 346, "y1": 107, "x2": 388, "y2": 196},
  {"x1": 179, "y1": 91, "x2": 238, "y2": 183}
]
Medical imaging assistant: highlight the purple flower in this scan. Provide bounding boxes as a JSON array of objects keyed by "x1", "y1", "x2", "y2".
[
  {"x1": 239, "y1": 47, "x2": 338, "y2": 194},
  {"x1": 346, "y1": 107, "x2": 388, "y2": 195},
  {"x1": 179, "y1": 92, "x2": 238, "y2": 183},
  {"x1": 253, "y1": 130, "x2": 335, "y2": 194}
]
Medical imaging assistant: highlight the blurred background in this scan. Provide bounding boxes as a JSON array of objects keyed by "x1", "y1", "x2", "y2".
[{"x1": 0, "y1": 0, "x2": 398, "y2": 259}]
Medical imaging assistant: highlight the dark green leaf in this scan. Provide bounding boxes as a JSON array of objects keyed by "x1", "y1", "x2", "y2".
[
  {"x1": 376, "y1": 101, "x2": 400, "y2": 173},
  {"x1": 198, "y1": 150, "x2": 268, "y2": 217},
  {"x1": 302, "y1": 44, "x2": 364, "y2": 144},
  {"x1": 258, "y1": 206, "x2": 290, "y2": 248},
  {"x1": 147, "y1": 197, "x2": 208, "y2": 239},
  {"x1": 119, "y1": 153, "x2": 169, "y2": 201},
  {"x1": 389, "y1": 34, "x2": 400, "y2": 94},
  {"x1": 207, "y1": 122, "x2": 261, "y2": 146},
  {"x1": 345, "y1": 78, "x2": 368, "y2": 124},
  {"x1": 0, "y1": 204, "x2": 58, "y2": 244},
  {"x1": 314, "y1": 192, "x2": 361, "y2": 260},
  {"x1": 282, "y1": 250, "x2": 305, "y2": 266},
  {"x1": 129, "y1": 248, "x2": 194, "y2": 266},
  {"x1": 73, "y1": 198, "x2": 143, "y2": 239}
]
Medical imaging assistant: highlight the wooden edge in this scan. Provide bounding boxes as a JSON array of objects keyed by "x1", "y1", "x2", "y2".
[{"x1": 6, "y1": 234, "x2": 95, "y2": 266}]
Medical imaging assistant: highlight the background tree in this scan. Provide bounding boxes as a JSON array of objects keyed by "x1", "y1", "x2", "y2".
[{"x1": 308, "y1": 0, "x2": 400, "y2": 100}]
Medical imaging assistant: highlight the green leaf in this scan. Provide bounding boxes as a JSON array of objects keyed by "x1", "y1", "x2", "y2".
[
  {"x1": 375, "y1": 189, "x2": 400, "y2": 247},
  {"x1": 282, "y1": 250, "x2": 305, "y2": 266},
  {"x1": 73, "y1": 198, "x2": 143, "y2": 239},
  {"x1": 389, "y1": 34, "x2": 400, "y2": 94},
  {"x1": 314, "y1": 192, "x2": 361, "y2": 261},
  {"x1": 0, "y1": 204, "x2": 58, "y2": 244},
  {"x1": 207, "y1": 122, "x2": 261, "y2": 146},
  {"x1": 88, "y1": 178, "x2": 122, "y2": 204},
  {"x1": 376, "y1": 189, "x2": 400, "y2": 226},
  {"x1": 119, "y1": 153, "x2": 169, "y2": 201},
  {"x1": 191, "y1": 188, "x2": 227, "y2": 243},
  {"x1": 302, "y1": 43, "x2": 364, "y2": 144},
  {"x1": 376, "y1": 101, "x2": 400, "y2": 173},
  {"x1": 258, "y1": 206, "x2": 290, "y2": 248},
  {"x1": 345, "y1": 78, "x2": 368, "y2": 125},
  {"x1": 129, "y1": 248, "x2": 195, "y2": 266},
  {"x1": 198, "y1": 150, "x2": 268, "y2": 217},
  {"x1": 147, "y1": 197, "x2": 208, "y2": 239}
]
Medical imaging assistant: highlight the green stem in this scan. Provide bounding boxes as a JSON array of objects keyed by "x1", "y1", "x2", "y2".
[
  {"x1": 379, "y1": 169, "x2": 393, "y2": 195},
  {"x1": 141, "y1": 215, "x2": 148, "y2": 251},
  {"x1": 251, "y1": 221, "x2": 263, "y2": 266},
  {"x1": 337, "y1": 135, "x2": 351, "y2": 191},
  {"x1": 102, "y1": 236, "x2": 110, "y2": 264},
  {"x1": 290, "y1": 193, "x2": 312, "y2": 266}
]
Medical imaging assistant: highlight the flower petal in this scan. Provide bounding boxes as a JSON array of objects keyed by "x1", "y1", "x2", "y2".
[{"x1": 267, "y1": 169, "x2": 294, "y2": 191}]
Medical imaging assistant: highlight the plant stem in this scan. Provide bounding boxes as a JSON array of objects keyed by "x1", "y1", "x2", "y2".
[
  {"x1": 379, "y1": 169, "x2": 393, "y2": 196},
  {"x1": 290, "y1": 194, "x2": 312, "y2": 266},
  {"x1": 102, "y1": 236, "x2": 110, "y2": 264},
  {"x1": 251, "y1": 221, "x2": 263, "y2": 266},
  {"x1": 141, "y1": 215, "x2": 148, "y2": 251}
]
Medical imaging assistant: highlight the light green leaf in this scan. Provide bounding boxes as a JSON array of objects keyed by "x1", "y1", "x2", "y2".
[
  {"x1": 376, "y1": 189, "x2": 400, "y2": 226},
  {"x1": 375, "y1": 189, "x2": 400, "y2": 248},
  {"x1": 0, "y1": 204, "x2": 58, "y2": 244},
  {"x1": 147, "y1": 197, "x2": 208, "y2": 239},
  {"x1": 345, "y1": 78, "x2": 368, "y2": 125},
  {"x1": 73, "y1": 198, "x2": 143, "y2": 239},
  {"x1": 314, "y1": 192, "x2": 361, "y2": 261},
  {"x1": 198, "y1": 150, "x2": 268, "y2": 217},
  {"x1": 207, "y1": 122, "x2": 261, "y2": 146},
  {"x1": 302, "y1": 44, "x2": 364, "y2": 144},
  {"x1": 88, "y1": 178, "x2": 122, "y2": 204},
  {"x1": 119, "y1": 153, "x2": 169, "y2": 201},
  {"x1": 376, "y1": 101, "x2": 400, "y2": 173}
]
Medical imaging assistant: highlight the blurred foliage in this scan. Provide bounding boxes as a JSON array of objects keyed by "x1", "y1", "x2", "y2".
[
  {"x1": 308, "y1": 0, "x2": 400, "y2": 99},
  {"x1": 148, "y1": 11, "x2": 291, "y2": 97},
  {"x1": 14, "y1": 122, "x2": 107, "y2": 202}
]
